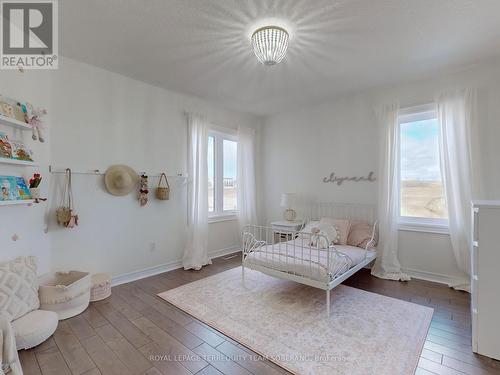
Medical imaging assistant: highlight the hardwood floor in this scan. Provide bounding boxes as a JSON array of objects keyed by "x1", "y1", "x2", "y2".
[{"x1": 20, "y1": 253, "x2": 500, "y2": 375}]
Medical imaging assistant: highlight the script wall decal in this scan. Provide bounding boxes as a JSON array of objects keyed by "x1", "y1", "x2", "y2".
[{"x1": 323, "y1": 171, "x2": 376, "y2": 185}]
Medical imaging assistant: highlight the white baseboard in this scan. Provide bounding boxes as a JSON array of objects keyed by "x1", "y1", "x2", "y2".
[
  {"x1": 113, "y1": 248, "x2": 464, "y2": 291},
  {"x1": 111, "y1": 245, "x2": 240, "y2": 287},
  {"x1": 111, "y1": 259, "x2": 182, "y2": 287},
  {"x1": 402, "y1": 267, "x2": 468, "y2": 287},
  {"x1": 209, "y1": 245, "x2": 240, "y2": 259}
]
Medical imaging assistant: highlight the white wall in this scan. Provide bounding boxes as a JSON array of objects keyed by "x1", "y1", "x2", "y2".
[
  {"x1": 0, "y1": 57, "x2": 261, "y2": 279},
  {"x1": 261, "y1": 59, "x2": 500, "y2": 284}
]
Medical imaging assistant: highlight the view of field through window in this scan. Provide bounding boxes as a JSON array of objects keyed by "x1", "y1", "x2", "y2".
[
  {"x1": 400, "y1": 118, "x2": 447, "y2": 219},
  {"x1": 223, "y1": 139, "x2": 237, "y2": 211},
  {"x1": 208, "y1": 135, "x2": 237, "y2": 213},
  {"x1": 208, "y1": 136, "x2": 215, "y2": 212}
]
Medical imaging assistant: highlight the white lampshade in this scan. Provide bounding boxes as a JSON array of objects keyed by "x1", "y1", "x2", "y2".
[{"x1": 280, "y1": 193, "x2": 295, "y2": 208}]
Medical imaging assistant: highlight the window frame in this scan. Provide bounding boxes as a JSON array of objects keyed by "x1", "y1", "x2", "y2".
[
  {"x1": 207, "y1": 128, "x2": 238, "y2": 222},
  {"x1": 398, "y1": 104, "x2": 449, "y2": 234}
]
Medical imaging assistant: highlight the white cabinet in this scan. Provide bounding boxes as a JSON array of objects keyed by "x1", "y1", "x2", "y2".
[
  {"x1": 270, "y1": 220, "x2": 303, "y2": 243},
  {"x1": 471, "y1": 200, "x2": 500, "y2": 360}
]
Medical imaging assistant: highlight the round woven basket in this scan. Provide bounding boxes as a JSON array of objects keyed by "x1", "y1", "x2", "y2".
[
  {"x1": 90, "y1": 273, "x2": 111, "y2": 302},
  {"x1": 39, "y1": 271, "x2": 91, "y2": 320}
]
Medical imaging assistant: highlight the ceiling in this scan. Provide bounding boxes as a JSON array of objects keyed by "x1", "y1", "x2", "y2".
[{"x1": 60, "y1": 0, "x2": 500, "y2": 115}]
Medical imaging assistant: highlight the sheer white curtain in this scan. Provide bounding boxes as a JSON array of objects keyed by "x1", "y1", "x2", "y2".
[
  {"x1": 371, "y1": 103, "x2": 411, "y2": 281},
  {"x1": 237, "y1": 125, "x2": 258, "y2": 228},
  {"x1": 182, "y1": 113, "x2": 212, "y2": 270},
  {"x1": 437, "y1": 89, "x2": 475, "y2": 289}
]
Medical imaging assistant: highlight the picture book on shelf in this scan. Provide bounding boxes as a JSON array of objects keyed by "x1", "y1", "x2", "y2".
[
  {"x1": 0, "y1": 136, "x2": 12, "y2": 158},
  {"x1": 9, "y1": 140, "x2": 33, "y2": 161},
  {"x1": 0, "y1": 95, "x2": 31, "y2": 123},
  {"x1": 0, "y1": 176, "x2": 31, "y2": 201},
  {"x1": 0, "y1": 137, "x2": 33, "y2": 161}
]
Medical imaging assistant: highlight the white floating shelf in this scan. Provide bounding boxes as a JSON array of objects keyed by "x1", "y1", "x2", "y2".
[
  {"x1": 0, "y1": 199, "x2": 34, "y2": 206},
  {"x1": 0, "y1": 158, "x2": 39, "y2": 167},
  {"x1": 0, "y1": 114, "x2": 32, "y2": 131}
]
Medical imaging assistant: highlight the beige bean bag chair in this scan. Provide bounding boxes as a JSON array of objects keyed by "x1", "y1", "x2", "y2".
[{"x1": 0, "y1": 256, "x2": 58, "y2": 350}]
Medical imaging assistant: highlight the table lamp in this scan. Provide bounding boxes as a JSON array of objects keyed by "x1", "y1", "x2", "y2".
[{"x1": 280, "y1": 193, "x2": 297, "y2": 221}]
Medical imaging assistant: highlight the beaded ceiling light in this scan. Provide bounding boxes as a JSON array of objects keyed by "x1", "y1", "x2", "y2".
[{"x1": 251, "y1": 26, "x2": 289, "y2": 65}]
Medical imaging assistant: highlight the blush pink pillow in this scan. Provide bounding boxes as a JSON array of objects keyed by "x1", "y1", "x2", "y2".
[
  {"x1": 320, "y1": 218, "x2": 351, "y2": 245},
  {"x1": 347, "y1": 221, "x2": 378, "y2": 249}
]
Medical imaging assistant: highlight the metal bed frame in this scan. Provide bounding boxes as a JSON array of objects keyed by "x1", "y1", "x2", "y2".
[{"x1": 241, "y1": 202, "x2": 378, "y2": 317}]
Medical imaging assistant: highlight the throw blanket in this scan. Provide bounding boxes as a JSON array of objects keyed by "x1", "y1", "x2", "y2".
[{"x1": 0, "y1": 317, "x2": 22, "y2": 375}]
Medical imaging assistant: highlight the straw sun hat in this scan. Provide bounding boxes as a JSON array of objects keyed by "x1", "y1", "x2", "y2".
[{"x1": 104, "y1": 165, "x2": 139, "y2": 196}]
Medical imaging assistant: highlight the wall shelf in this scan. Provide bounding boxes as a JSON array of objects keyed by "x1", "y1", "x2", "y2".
[
  {"x1": 0, "y1": 115, "x2": 32, "y2": 131},
  {"x1": 0, "y1": 158, "x2": 39, "y2": 167},
  {"x1": 0, "y1": 199, "x2": 34, "y2": 206}
]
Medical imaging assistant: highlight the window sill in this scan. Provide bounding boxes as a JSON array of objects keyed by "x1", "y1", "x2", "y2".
[
  {"x1": 398, "y1": 221, "x2": 449, "y2": 235},
  {"x1": 208, "y1": 214, "x2": 238, "y2": 224}
]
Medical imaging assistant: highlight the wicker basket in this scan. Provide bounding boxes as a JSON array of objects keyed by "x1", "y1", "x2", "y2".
[
  {"x1": 90, "y1": 273, "x2": 111, "y2": 302},
  {"x1": 156, "y1": 173, "x2": 170, "y2": 200},
  {"x1": 38, "y1": 271, "x2": 91, "y2": 320}
]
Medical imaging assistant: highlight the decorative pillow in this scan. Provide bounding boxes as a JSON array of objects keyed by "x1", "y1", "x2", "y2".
[
  {"x1": 0, "y1": 256, "x2": 39, "y2": 322},
  {"x1": 320, "y1": 218, "x2": 351, "y2": 245},
  {"x1": 348, "y1": 221, "x2": 378, "y2": 249},
  {"x1": 296, "y1": 220, "x2": 320, "y2": 239},
  {"x1": 313, "y1": 222, "x2": 340, "y2": 245}
]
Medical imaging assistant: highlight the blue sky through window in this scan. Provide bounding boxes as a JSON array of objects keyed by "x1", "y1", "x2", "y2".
[
  {"x1": 400, "y1": 119, "x2": 441, "y2": 181},
  {"x1": 208, "y1": 136, "x2": 215, "y2": 183},
  {"x1": 207, "y1": 137, "x2": 237, "y2": 180},
  {"x1": 223, "y1": 140, "x2": 237, "y2": 179}
]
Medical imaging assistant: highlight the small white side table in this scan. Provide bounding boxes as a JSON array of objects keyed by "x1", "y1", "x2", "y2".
[{"x1": 271, "y1": 220, "x2": 304, "y2": 243}]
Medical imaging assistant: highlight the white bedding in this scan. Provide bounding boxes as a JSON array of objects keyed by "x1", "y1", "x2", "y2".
[{"x1": 244, "y1": 239, "x2": 376, "y2": 282}]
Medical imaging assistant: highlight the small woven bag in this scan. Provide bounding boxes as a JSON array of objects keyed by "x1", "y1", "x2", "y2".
[
  {"x1": 56, "y1": 169, "x2": 78, "y2": 227},
  {"x1": 156, "y1": 173, "x2": 170, "y2": 200}
]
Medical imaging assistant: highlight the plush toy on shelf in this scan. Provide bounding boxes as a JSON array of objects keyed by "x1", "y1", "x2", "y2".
[
  {"x1": 27, "y1": 105, "x2": 47, "y2": 143},
  {"x1": 29, "y1": 173, "x2": 46, "y2": 203}
]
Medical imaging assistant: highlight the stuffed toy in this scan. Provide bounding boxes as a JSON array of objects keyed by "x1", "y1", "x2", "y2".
[
  {"x1": 310, "y1": 227, "x2": 330, "y2": 249},
  {"x1": 27, "y1": 105, "x2": 47, "y2": 143},
  {"x1": 310, "y1": 223, "x2": 340, "y2": 249}
]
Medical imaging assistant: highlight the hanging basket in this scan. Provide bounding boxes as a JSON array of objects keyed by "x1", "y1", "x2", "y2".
[
  {"x1": 56, "y1": 207, "x2": 72, "y2": 225},
  {"x1": 156, "y1": 173, "x2": 170, "y2": 200},
  {"x1": 56, "y1": 168, "x2": 78, "y2": 228}
]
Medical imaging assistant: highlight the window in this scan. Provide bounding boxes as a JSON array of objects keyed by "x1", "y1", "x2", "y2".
[
  {"x1": 399, "y1": 105, "x2": 448, "y2": 232},
  {"x1": 207, "y1": 129, "x2": 238, "y2": 220}
]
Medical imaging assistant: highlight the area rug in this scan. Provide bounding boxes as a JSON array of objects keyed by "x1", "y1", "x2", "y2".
[{"x1": 158, "y1": 267, "x2": 433, "y2": 375}]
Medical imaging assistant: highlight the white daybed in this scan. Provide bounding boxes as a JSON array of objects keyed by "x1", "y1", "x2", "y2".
[{"x1": 242, "y1": 203, "x2": 377, "y2": 316}]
